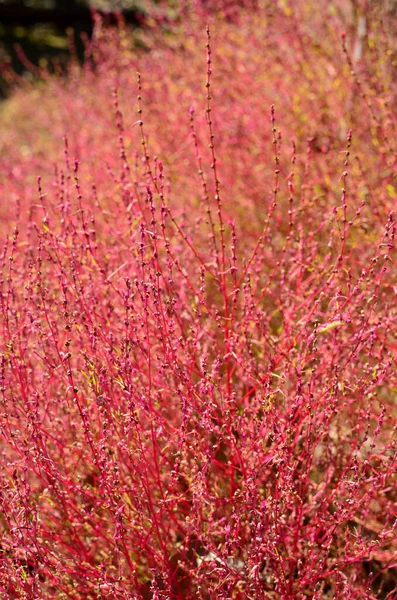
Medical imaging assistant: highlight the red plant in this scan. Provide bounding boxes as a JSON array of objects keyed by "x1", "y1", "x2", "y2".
[{"x1": 0, "y1": 2, "x2": 396, "y2": 598}]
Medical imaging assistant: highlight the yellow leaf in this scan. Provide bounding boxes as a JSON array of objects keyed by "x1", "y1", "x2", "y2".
[{"x1": 318, "y1": 320, "x2": 345, "y2": 334}]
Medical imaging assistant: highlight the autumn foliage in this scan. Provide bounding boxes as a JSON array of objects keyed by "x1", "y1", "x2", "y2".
[{"x1": 0, "y1": 1, "x2": 396, "y2": 598}]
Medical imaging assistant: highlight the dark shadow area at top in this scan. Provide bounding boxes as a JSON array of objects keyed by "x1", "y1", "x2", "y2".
[{"x1": 0, "y1": 0, "x2": 145, "y2": 98}]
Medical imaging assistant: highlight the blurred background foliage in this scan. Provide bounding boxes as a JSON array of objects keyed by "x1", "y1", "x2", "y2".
[
  {"x1": 1, "y1": 1, "x2": 396, "y2": 99},
  {"x1": 0, "y1": 0, "x2": 149, "y2": 96}
]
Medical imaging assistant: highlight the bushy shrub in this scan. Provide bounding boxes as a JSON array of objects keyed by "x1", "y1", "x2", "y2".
[{"x1": 0, "y1": 1, "x2": 396, "y2": 598}]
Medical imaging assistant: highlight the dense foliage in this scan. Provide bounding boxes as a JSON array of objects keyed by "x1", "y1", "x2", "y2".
[{"x1": 0, "y1": 1, "x2": 396, "y2": 598}]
